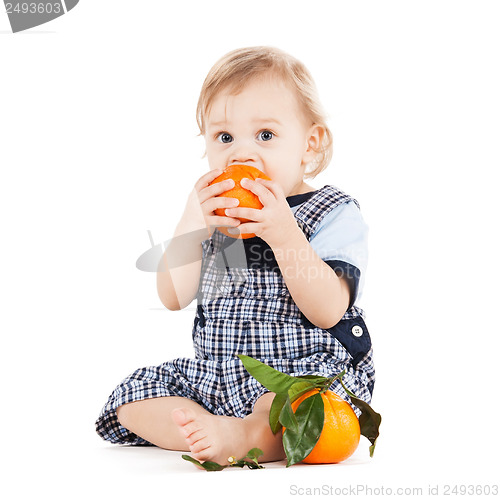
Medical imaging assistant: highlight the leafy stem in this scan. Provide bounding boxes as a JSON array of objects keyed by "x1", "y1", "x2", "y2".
[{"x1": 182, "y1": 448, "x2": 265, "y2": 471}]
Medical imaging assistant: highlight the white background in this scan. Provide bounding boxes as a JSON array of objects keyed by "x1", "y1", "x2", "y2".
[{"x1": 1, "y1": 1, "x2": 499, "y2": 497}]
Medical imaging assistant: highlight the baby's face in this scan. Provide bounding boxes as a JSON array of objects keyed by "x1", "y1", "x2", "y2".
[{"x1": 204, "y1": 76, "x2": 316, "y2": 197}]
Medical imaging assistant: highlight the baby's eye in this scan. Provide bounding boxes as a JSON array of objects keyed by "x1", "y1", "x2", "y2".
[
  {"x1": 258, "y1": 130, "x2": 274, "y2": 141},
  {"x1": 217, "y1": 132, "x2": 233, "y2": 144}
]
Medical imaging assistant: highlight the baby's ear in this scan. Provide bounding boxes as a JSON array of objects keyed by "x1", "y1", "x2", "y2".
[{"x1": 303, "y1": 124, "x2": 325, "y2": 162}]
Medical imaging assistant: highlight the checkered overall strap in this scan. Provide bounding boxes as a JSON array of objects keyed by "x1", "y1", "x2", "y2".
[{"x1": 293, "y1": 185, "x2": 359, "y2": 241}]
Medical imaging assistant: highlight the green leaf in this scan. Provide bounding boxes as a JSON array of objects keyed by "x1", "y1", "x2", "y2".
[
  {"x1": 236, "y1": 460, "x2": 264, "y2": 470},
  {"x1": 245, "y1": 447, "x2": 263, "y2": 460},
  {"x1": 282, "y1": 393, "x2": 324, "y2": 467},
  {"x1": 339, "y1": 379, "x2": 382, "y2": 456},
  {"x1": 278, "y1": 396, "x2": 298, "y2": 433},
  {"x1": 288, "y1": 380, "x2": 319, "y2": 404},
  {"x1": 277, "y1": 380, "x2": 322, "y2": 434},
  {"x1": 244, "y1": 448, "x2": 264, "y2": 467},
  {"x1": 296, "y1": 374, "x2": 330, "y2": 383},
  {"x1": 181, "y1": 454, "x2": 226, "y2": 471},
  {"x1": 269, "y1": 392, "x2": 287, "y2": 433},
  {"x1": 238, "y1": 355, "x2": 299, "y2": 393},
  {"x1": 239, "y1": 355, "x2": 336, "y2": 435},
  {"x1": 269, "y1": 381, "x2": 318, "y2": 434}
]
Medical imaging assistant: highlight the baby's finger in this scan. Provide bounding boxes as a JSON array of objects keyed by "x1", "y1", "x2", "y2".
[
  {"x1": 199, "y1": 178, "x2": 235, "y2": 204},
  {"x1": 224, "y1": 207, "x2": 262, "y2": 222},
  {"x1": 211, "y1": 196, "x2": 240, "y2": 211},
  {"x1": 254, "y1": 178, "x2": 285, "y2": 201},
  {"x1": 241, "y1": 177, "x2": 275, "y2": 205},
  {"x1": 195, "y1": 168, "x2": 223, "y2": 192}
]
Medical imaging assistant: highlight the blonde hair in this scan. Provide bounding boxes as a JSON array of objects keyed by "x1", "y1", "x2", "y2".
[{"x1": 196, "y1": 46, "x2": 333, "y2": 179}]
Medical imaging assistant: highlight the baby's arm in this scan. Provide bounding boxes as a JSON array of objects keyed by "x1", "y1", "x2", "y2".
[
  {"x1": 156, "y1": 222, "x2": 206, "y2": 311},
  {"x1": 157, "y1": 171, "x2": 241, "y2": 311},
  {"x1": 272, "y1": 226, "x2": 350, "y2": 329}
]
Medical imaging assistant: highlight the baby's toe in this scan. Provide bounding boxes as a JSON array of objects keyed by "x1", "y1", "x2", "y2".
[
  {"x1": 171, "y1": 408, "x2": 189, "y2": 425},
  {"x1": 180, "y1": 419, "x2": 204, "y2": 439},
  {"x1": 171, "y1": 408, "x2": 198, "y2": 429},
  {"x1": 185, "y1": 427, "x2": 205, "y2": 445},
  {"x1": 190, "y1": 437, "x2": 211, "y2": 456}
]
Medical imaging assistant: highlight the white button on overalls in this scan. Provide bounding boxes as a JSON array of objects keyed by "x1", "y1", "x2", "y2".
[{"x1": 352, "y1": 325, "x2": 363, "y2": 337}]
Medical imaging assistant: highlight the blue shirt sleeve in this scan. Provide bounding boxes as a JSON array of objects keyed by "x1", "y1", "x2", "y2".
[{"x1": 303, "y1": 201, "x2": 369, "y2": 307}]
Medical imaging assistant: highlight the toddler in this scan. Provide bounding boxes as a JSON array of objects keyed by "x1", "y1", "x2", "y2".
[{"x1": 95, "y1": 46, "x2": 375, "y2": 465}]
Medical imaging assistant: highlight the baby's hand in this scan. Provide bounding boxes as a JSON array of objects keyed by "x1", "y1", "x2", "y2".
[
  {"x1": 180, "y1": 169, "x2": 242, "y2": 238},
  {"x1": 223, "y1": 178, "x2": 299, "y2": 248}
]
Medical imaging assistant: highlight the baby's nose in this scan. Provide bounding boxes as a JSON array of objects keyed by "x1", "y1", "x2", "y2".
[{"x1": 230, "y1": 142, "x2": 259, "y2": 165}]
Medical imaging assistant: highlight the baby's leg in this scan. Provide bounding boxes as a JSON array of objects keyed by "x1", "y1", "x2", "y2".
[
  {"x1": 116, "y1": 396, "x2": 210, "y2": 451},
  {"x1": 172, "y1": 392, "x2": 285, "y2": 465}
]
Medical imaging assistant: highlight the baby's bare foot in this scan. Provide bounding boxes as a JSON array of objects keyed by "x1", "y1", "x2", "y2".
[{"x1": 171, "y1": 407, "x2": 250, "y2": 465}]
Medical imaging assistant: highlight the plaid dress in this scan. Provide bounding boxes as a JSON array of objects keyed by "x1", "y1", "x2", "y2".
[{"x1": 95, "y1": 185, "x2": 376, "y2": 445}]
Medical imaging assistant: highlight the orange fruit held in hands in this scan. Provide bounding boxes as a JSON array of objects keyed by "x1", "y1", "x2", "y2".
[
  {"x1": 209, "y1": 164, "x2": 271, "y2": 239},
  {"x1": 288, "y1": 390, "x2": 361, "y2": 464}
]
